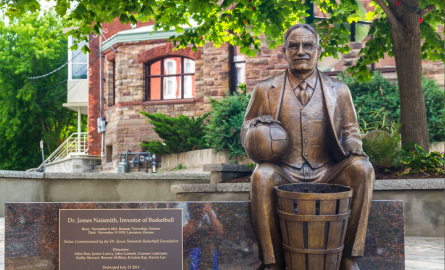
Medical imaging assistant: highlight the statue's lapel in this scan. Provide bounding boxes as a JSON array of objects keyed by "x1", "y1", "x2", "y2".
[{"x1": 319, "y1": 71, "x2": 336, "y2": 122}]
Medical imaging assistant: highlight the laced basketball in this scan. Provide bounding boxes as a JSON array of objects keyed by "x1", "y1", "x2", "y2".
[{"x1": 244, "y1": 122, "x2": 289, "y2": 164}]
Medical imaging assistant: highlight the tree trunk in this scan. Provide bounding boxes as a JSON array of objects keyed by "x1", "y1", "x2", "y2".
[{"x1": 388, "y1": 0, "x2": 430, "y2": 151}]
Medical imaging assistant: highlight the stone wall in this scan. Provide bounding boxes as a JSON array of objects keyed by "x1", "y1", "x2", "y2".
[
  {"x1": 88, "y1": 19, "x2": 156, "y2": 156},
  {"x1": 45, "y1": 157, "x2": 101, "y2": 173}
]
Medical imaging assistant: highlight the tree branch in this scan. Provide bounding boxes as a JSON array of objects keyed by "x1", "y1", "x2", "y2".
[
  {"x1": 373, "y1": 0, "x2": 399, "y2": 28},
  {"x1": 420, "y1": 5, "x2": 435, "y2": 17}
]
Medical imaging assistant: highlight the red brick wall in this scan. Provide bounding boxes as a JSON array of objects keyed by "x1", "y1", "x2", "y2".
[{"x1": 88, "y1": 18, "x2": 155, "y2": 156}]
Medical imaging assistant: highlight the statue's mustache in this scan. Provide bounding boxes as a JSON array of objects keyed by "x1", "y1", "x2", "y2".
[{"x1": 293, "y1": 55, "x2": 310, "y2": 60}]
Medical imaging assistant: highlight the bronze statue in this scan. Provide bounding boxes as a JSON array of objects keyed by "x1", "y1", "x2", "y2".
[{"x1": 241, "y1": 24, "x2": 375, "y2": 270}]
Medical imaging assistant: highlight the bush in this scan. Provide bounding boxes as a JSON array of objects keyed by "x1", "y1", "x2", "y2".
[
  {"x1": 205, "y1": 83, "x2": 251, "y2": 161},
  {"x1": 340, "y1": 71, "x2": 445, "y2": 142},
  {"x1": 397, "y1": 144, "x2": 445, "y2": 175},
  {"x1": 361, "y1": 109, "x2": 402, "y2": 169},
  {"x1": 139, "y1": 112, "x2": 209, "y2": 155}
]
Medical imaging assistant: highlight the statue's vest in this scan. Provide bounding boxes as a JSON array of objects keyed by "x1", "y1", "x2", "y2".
[{"x1": 281, "y1": 76, "x2": 331, "y2": 169}]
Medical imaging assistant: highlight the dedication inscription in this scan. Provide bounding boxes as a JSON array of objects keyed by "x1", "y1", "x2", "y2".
[{"x1": 59, "y1": 209, "x2": 183, "y2": 270}]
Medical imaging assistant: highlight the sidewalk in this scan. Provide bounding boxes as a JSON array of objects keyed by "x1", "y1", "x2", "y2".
[{"x1": 0, "y1": 217, "x2": 443, "y2": 269}]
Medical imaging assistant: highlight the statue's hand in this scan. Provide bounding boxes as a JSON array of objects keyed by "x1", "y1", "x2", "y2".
[
  {"x1": 249, "y1": 115, "x2": 281, "y2": 128},
  {"x1": 346, "y1": 148, "x2": 369, "y2": 159}
]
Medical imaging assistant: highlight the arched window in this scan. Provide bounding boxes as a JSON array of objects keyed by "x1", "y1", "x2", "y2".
[{"x1": 145, "y1": 57, "x2": 195, "y2": 100}]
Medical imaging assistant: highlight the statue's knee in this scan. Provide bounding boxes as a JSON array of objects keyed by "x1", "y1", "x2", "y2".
[
  {"x1": 251, "y1": 163, "x2": 280, "y2": 187},
  {"x1": 348, "y1": 157, "x2": 374, "y2": 177}
]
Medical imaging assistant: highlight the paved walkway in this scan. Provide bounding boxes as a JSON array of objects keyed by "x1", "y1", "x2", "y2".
[{"x1": 0, "y1": 217, "x2": 443, "y2": 269}]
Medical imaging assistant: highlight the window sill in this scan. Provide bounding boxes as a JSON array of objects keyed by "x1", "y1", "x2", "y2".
[{"x1": 142, "y1": 98, "x2": 197, "y2": 105}]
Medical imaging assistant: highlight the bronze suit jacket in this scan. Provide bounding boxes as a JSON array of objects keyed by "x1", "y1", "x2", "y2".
[{"x1": 241, "y1": 70, "x2": 363, "y2": 163}]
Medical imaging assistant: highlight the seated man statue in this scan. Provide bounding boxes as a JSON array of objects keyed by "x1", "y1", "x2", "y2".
[{"x1": 241, "y1": 24, "x2": 375, "y2": 270}]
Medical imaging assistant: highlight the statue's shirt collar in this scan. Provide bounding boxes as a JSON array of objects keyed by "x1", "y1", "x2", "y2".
[{"x1": 287, "y1": 69, "x2": 318, "y2": 90}]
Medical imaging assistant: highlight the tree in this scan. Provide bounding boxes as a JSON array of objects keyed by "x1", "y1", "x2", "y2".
[
  {"x1": 0, "y1": 11, "x2": 85, "y2": 170},
  {"x1": 3, "y1": 0, "x2": 443, "y2": 150}
]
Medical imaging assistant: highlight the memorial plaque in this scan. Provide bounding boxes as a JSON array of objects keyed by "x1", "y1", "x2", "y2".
[{"x1": 59, "y1": 209, "x2": 183, "y2": 270}]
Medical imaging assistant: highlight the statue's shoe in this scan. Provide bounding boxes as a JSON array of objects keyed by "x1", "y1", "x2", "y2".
[{"x1": 340, "y1": 257, "x2": 360, "y2": 270}]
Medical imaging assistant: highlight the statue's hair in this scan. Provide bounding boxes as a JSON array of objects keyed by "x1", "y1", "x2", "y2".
[{"x1": 283, "y1": 24, "x2": 320, "y2": 47}]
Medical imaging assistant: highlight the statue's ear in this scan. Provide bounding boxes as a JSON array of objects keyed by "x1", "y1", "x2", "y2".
[
  {"x1": 281, "y1": 46, "x2": 286, "y2": 55},
  {"x1": 317, "y1": 46, "x2": 324, "y2": 58}
]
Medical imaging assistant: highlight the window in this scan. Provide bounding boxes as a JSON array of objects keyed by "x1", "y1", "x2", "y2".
[
  {"x1": 68, "y1": 37, "x2": 88, "y2": 80},
  {"x1": 229, "y1": 45, "x2": 246, "y2": 93},
  {"x1": 145, "y1": 57, "x2": 195, "y2": 100},
  {"x1": 106, "y1": 145, "x2": 113, "y2": 163}
]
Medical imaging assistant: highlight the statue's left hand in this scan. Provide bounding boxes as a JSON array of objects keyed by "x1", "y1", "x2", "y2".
[{"x1": 346, "y1": 148, "x2": 368, "y2": 159}]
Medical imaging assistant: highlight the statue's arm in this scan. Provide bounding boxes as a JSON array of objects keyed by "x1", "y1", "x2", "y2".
[
  {"x1": 240, "y1": 83, "x2": 272, "y2": 147},
  {"x1": 340, "y1": 84, "x2": 367, "y2": 157}
]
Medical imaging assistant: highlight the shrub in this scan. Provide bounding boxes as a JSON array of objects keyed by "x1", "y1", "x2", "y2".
[
  {"x1": 361, "y1": 109, "x2": 402, "y2": 169},
  {"x1": 397, "y1": 144, "x2": 445, "y2": 175},
  {"x1": 139, "y1": 112, "x2": 209, "y2": 155},
  {"x1": 423, "y1": 77, "x2": 445, "y2": 143},
  {"x1": 340, "y1": 71, "x2": 445, "y2": 143},
  {"x1": 205, "y1": 83, "x2": 251, "y2": 161}
]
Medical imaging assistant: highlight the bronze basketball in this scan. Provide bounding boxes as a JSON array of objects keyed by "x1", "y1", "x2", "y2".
[{"x1": 244, "y1": 122, "x2": 290, "y2": 164}]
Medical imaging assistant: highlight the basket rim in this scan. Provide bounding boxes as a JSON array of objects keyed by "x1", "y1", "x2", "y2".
[{"x1": 274, "y1": 183, "x2": 353, "y2": 200}]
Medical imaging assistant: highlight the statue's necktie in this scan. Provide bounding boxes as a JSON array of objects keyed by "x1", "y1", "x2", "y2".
[{"x1": 297, "y1": 81, "x2": 309, "y2": 106}]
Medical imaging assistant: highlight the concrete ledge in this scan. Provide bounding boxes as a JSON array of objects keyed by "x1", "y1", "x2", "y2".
[
  {"x1": 0, "y1": 170, "x2": 43, "y2": 179},
  {"x1": 170, "y1": 183, "x2": 251, "y2": 193},
  {"x1": 171, "y1": 179, "x2": 445, "y2": 237},
  {"x1": 0, "y1": 171, "x2": 211, "y2": 217},
  {"x1": 203, "y1": 163, "x2": 253, "y2": 172},
  {"x1": 373, "y1": 178, "x2": 444, "y2": 190},
  {"x1": 44, "y1": 172, "x2": 210, "y2": 180},
  {"x1": 171, "y1": 178, "x2": 445, "y2": 193}
]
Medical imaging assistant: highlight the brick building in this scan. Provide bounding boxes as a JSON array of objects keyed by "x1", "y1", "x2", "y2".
[{"x1": 82, "y1": 9, "x2": 443, "y2": 172}]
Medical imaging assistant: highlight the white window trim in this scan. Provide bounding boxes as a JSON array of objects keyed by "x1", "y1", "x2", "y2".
[
  {"x1": 68, "y1": 36, "x2": 89, "y2": 80},
  {"x1": 184, "y1": 59, "x2": 194, "y2": 98},
  {"x1": 163, "y1": 59, "x2": 177, "y2": 99}
]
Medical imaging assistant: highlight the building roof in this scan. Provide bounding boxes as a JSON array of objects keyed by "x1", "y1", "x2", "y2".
[{"x1": 101, "y1": 21, "x2": 199, "y2": 51}]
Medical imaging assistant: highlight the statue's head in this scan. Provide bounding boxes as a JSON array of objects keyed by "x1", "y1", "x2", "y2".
[{"x1": 282, "y1": 24, "x2": 322, "y2": 75}]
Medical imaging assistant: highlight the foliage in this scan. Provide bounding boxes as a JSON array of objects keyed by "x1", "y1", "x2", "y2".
[
  {"x1": 247, "y1": 162, "x2": 256, "y2": 171},
  {"x1": 422, "y1": 76, "x2": 445, "y2": 143},
  {"x1": 139, "y1": 112, "x2": 209, "y2": 155},
  {"x1": 171, "y1": 163, "x2": 187, "y2": 171},
  {"x1": 396, "y1": 144, "x2": 445, "y2": 175},
  {"x1": 205, "y1": 83, "x2": 250, "y2": 162},
  {"x1": 342, "y1": 71, "x2": 445, "y2": 143},
  {"x1": 361, "y1": 109, "x2": 402, "y2": 169},
  {"x1": 347, "y1": 0, "x2": 444, "y2": 82},
  {"x1": 3, "y1": 0, "x2": 442, "y2": 78},
  {"x1": 0, "y1": 11, "x2": 86, "y2": 170}
]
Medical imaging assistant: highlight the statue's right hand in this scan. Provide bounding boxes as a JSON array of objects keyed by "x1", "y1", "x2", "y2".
[{"x1": 249, "y1": 115, "x2": 281, "y2": 128}]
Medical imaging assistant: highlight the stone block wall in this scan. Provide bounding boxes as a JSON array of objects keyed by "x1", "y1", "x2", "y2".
[{"x1": 101, "y1": 39, "x2": 230, "y2": 171}]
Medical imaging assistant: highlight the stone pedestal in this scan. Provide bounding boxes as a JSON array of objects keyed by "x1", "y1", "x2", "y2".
[{"x1": 5, "y1": 201, "x2": 404, "y2": 270}]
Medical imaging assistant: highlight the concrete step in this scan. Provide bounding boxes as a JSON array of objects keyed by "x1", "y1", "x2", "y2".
[{"x1": 89, "y1": 170, "x2": 102, "y2": 173}]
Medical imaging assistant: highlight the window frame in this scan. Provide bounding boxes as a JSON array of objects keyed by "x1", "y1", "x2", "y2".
[
  {"x1": 229, "y1": 44, "x2": 246, "y2": 94},
  {"x1": 68, "y1": 36, "x2": 88, "y2": 80},
  {"x1": 145, "y1": 56, "x2": 195, "y2": 101}
]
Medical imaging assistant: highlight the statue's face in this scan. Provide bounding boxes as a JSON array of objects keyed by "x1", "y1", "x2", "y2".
[{"x1": 283, "y1": 27, "x2": 321, "y2": 74}]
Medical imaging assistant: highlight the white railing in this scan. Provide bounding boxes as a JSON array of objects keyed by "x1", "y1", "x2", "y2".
[{"x1": 38, "y1": 132, "x2": 88, "y2": 170}]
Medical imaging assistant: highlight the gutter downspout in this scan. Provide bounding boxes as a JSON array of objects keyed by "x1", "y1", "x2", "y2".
[{"x1": 99, "y1": 35, "x2": 105, "y2": 158}]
